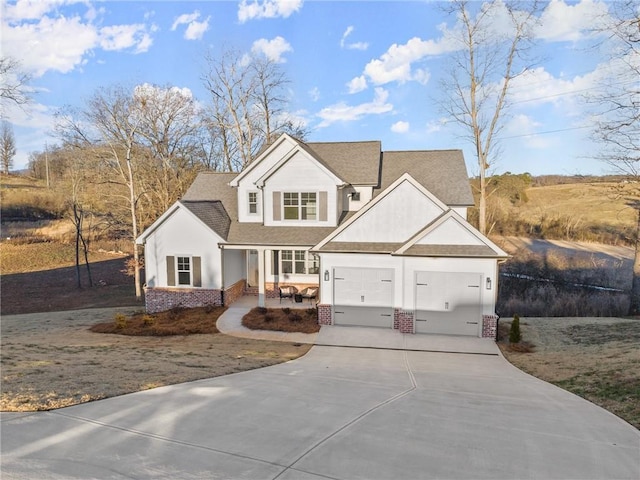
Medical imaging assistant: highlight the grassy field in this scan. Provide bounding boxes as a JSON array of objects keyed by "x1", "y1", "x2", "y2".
[{"x1": 522, "y1": 182, "x2": 636, "y2": 230}]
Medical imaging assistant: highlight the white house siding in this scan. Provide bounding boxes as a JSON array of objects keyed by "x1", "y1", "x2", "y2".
[
  {"x1": 145, "y1": 207, "x2": 223, "y2": 289},
  {"x1": 263, "y1": 151, "x2": 339, "y2": 227},
  {"x1": 341, "y1": 186, "x2": 373, "y2": 212},
  {"x1": 416, "y1": 217, "x2": 484, "y2": 245},
  {"x1": 236, "y1": 136, "x2": 300, "y2": 223},
  {"x1": 451, "y1": 207, "x2": 468, "y2": 219},
  {"x1": 223, "y1": 249, "x2": 244, "y2": 287},
  {"x1": 333, "y1": 181, "x2": 444, "y2": 243}
]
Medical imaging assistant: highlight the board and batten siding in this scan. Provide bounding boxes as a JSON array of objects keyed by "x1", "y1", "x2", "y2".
[
  {"x1": 144, "y1": 207, "x2": 224, "y2": 289},
  {"x1": 332, "y1": 181, "x2": 444, "y2": 243},
  {"x1": 263, "y1": 151, "x2": 339, "y2": 226}
]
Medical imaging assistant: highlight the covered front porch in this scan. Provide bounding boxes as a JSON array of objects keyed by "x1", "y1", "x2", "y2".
[
  {"x1": 222, "y1": 245, "x2": 320, "y2": 308},
  {"x1": 228, "y1": 294, "x2": 317, "y2": 309}
]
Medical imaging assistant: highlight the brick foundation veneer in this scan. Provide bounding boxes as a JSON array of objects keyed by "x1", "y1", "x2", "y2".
[
  {"x1": 223, "y1": 280, "x2": 246, "y2": 306},
  {"x1": 317, "y1": 304, "x2": 332, "y2": 325},
  {"x1": 144, "y1": 287, "x2": 222, "y2": 313},
  {"x1": 482, "y1": 314, "x2": 499, "y2": 339},
  {"x1": 394, "y1": 309, "x2": 414, "y2": 334}
]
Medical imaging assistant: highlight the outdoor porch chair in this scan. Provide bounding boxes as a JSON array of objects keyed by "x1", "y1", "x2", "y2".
[
  {"x1": 299, "y1": 287, "x2": 318, "y2": 303},
  {"x1": 279, "y1": 285, "x2": 298, "y2": 303}
]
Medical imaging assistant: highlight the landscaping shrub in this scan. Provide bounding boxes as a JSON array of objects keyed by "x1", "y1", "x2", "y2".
[
  {"x1": 288, "y1": 312, "x2": 302, "y2": 322},
  {"x1": 509, "y1": 315, "x2": 522, "y2": 344},
  {"x1": 264, "y1": 313, "x2": 274, "y2": 323},
  {"x1": 281, "y1": 307, "x2": 291, "y2": 314},
  {"x1": 114, "y1": 313, "x2": 127, "y2": 329}
]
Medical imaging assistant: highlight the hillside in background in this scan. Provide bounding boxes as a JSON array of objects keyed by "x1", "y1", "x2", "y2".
[{"x1": 469, "y1": 174, "x2": 637, "y2": 247}]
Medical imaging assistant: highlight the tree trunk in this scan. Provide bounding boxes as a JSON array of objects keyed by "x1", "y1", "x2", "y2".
[
  {"x1": 126, "y1": 147, "x2": 142, "y2": 299},
  {"x1": 629, "y1": 208, "x2": 640, "y2": 315},
  {"x1": 74, "y1": 203, "x2": 82, "y2": 289}
]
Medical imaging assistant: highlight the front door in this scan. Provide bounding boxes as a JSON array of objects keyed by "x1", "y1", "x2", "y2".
[{"x1": 247, "y1": 250, "x2": 259, "y2": 287}]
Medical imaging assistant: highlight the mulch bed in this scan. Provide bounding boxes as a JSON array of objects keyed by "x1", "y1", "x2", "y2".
[
  {"x1": 90, "y1": 306, "x2": 226, "y2": 336},
  {"x1": 242, "y1": 306, "x2": 320, "y2": 334}
]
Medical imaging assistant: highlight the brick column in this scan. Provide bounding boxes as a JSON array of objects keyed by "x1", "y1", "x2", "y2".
[
  {"x1": 317, "y1": 304, "x2": 332, "y2": 325},
  {"x1": 482, "y1": 314, "x2": 499, "y2": 339},
  {"x1": 395, "y1": 309, "x2": 414, "y2": 334}
]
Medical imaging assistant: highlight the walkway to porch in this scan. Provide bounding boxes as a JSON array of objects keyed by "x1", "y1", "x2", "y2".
[{"x1": 217, "y1": 294, "x2": 319, "y2": 344}]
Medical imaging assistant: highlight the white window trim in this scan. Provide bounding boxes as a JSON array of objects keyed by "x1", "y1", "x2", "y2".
[
  {"x1": 176, "y1": 255, "x2": 192, "y2": 287},
  {"x1": 247, "y1": 191, "x2": 260, "y2": 216},
  {"x1": 280, "y1": 250, "x2": 320, "y2": 275},
  {"x1": 282, "y1": 191, "x2": 318, "y2": 221}
]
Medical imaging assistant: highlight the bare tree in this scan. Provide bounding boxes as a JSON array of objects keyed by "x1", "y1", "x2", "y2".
[
  {"x1": 0, "y1": 57, "x2": 32, "y2": 115},
  {"x1": 0, "y1": 120, "x2": 16, "y2": 174},
  {"x1": 588, "y1": 0, "x2": 640, "y2": 314},
  {"x1": 133, "y1": 84, "x2": 201, "y2": 213},
  {"x1": 56, "y1": 85, "x2": 145, "y2": 298},
  {"x1": 439, "y1": 0, "x2": 540, "y2": 235},
  {"x1": 201, "y1": 48, "x2": 306, "y2": 172}
]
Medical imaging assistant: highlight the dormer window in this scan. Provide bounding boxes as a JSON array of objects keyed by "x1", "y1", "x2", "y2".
[
  {"x1": 248, "y1": 191, "x2": 259, "y2": 215},
  {"x1": 283, "y1": 192, "x2": 316, "y2": 220},
  {"x1": 351, "y1": 191, "x2": 360, "y2": 201}
]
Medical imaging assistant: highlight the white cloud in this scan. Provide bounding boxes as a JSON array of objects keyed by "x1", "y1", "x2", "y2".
[
  {"x1": 363, "y1": 36, "x2": 454, "y2": 85},
  {"x1": 346, "y1": 76, "x2": 367, "y2": 94},
  {"x1": 171, "y1": 12, "x2": 200, "y2": 30},
  {"x1": 425, "y1": 119, "x2": 446, "y2": 134},
  {"x1": 317, "y1": 87, "x2": 393, "y2": 127},
  {"x1": 2, "y1": 2, "x2": 157, "y2": 77},
  {"x1": 238, "y1": 0, "x2": 303, "y2": 23},
  {"x1": 391, "y1": 121, "x2": 409, "y2": 133},
  {"x1": 504, "y1": 114, "x2": 552, "y2": 149},
  {"x1": 251, "y1": 36, "x2": 293, "y2": 63},
  {"x1": 171, "y1": 11, "x2": 210, "y2": 40},
  {"x1": 184, "y1": 18, "x2": 210, "y2": 40},
  {"x1": 308, "y1": 87, "x2": 320, "y2": 102},
  {"x1": 100, "y1": 24, "x2": 154, "y2": 53},
  {"x1": 536, "y1": 0, "x2": 609, "y2": 42},
  {"x1": 340, "y1": 25, "x2": 369, "y2": 50}
]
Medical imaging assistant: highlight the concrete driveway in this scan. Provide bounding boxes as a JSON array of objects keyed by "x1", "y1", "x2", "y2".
[{"x1": 2, "y1": 341, "x2": 639, "y2": 479}]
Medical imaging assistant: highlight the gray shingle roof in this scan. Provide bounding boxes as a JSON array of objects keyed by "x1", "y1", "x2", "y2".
[
  {"x1": 178, "y1": 142, "x2": 476, "y2": 249},
  {"x1": 378, "y1": 150, "x2": 474, "y2": 206},
  {"x1": 303, "y1": 141, "x2": 382, "y2": 185},
  {"x1": 180, "y1": 200, "x2": 231, "y2": 240}
]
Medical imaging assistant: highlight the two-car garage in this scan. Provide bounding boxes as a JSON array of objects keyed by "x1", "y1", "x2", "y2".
[{"x1": 331, "y1": 267, "x2": 484, "y2": 336}]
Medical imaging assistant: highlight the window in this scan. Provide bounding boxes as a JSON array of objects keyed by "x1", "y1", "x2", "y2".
[
  {"x1": 280, "y1": 250, "x2": 319, "y2": 275},
  {"x1": 283, "y1": 192, "x2": 299, "y2": 219},
  {"x1": 248, "y1": 192, "x2": 258, "y2": 214},
  {"x1": 351, "y1": 191, "x2": 360, "y2": 201},
  {"x1": 177, "y1": 256, "x2": 191, "y2": 285},
  {"x1": 283, "y1": 192, "x2": 316, "y2": 220}
]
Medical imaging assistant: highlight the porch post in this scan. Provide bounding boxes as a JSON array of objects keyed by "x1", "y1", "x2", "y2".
[{"x1": 258, "y1": 248, "x2": 266, "y2": 307}]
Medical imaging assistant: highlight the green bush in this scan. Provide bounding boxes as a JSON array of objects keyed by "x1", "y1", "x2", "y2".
[{"x1": 509, "y1": 315, "x2": 522, "y2": 344}]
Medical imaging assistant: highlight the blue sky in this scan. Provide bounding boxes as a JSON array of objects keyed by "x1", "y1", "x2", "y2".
[{"x1": 1, "y1": 0, "x2": 632, "y2": 176}]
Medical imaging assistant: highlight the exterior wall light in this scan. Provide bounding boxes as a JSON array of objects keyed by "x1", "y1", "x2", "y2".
[
  {"x1": 324, "y1": 270, "x2": 330, "y2": 281},
  {"x1": 486, "y1": 277, "x2": 492, "y2": 290}
]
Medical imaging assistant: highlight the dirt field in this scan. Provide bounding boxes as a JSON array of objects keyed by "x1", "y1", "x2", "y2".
[
  {"x1": 0, "y1": 308, "x2": 311, "y2": 411},
  {"x1": 499, "y1": 317, "x2": 640, "y2": 429}
]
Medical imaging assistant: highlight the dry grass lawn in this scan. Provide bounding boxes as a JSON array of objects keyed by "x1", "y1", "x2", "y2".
[
  {"x1": 499, "y1": 317, "x2": 640, "y2": 429},
  {"x1": 1, "y1": 308, "x2": 311, "y2": 412}
]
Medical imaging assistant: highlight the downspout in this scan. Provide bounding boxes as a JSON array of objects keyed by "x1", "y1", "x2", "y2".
[{"x1": 219, "y1": 244, "x2": 225, "y2": 306}]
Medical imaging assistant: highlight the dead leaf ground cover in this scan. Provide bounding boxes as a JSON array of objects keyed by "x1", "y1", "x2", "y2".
[{"x1": 498, "y1": 317, "x2": 640, "y2": 429}]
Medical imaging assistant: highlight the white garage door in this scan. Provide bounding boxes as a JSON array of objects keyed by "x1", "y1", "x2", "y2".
[
  {"x1": 415, "y1": 272, "x2": 481, "y2": 336},
  {"x1": 333, "y1": 267, "x2": 394, "y2": 328}
]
